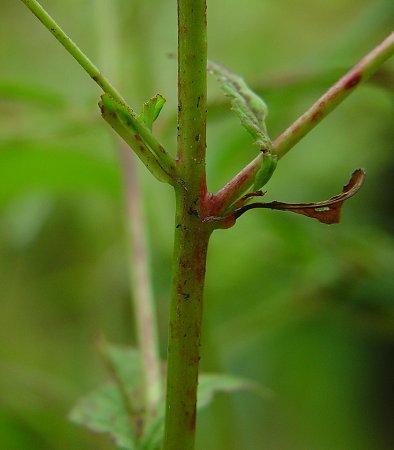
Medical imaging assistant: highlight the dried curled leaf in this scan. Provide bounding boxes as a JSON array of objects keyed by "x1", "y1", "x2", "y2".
[{"x1": 233, "y1": 169, "x2": 365, "y2": 224}]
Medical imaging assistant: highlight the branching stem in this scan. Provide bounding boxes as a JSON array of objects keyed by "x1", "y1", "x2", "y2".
[{"x1": 210, "y1": 31, "x2": 394, "y2": 215}]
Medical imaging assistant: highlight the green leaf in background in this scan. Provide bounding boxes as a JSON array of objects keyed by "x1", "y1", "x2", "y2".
[
  {"x1": 0, "y1": 81, "x2": 67, "y2": 108},
  {"x1": 138, "y1": 372, "x2": 269, "y2": 450},
  {"x1": 139, "y1": 94, "x2": 166, "y2": 131},
  {"x1": 207, "y1": 60, "x2": 271, "y2": 151},
  {"x1": 69, "y1": 345, "x2": 144, "y2": 450},
  {"x1": 69, "y1": 345, "x2": 267, "y2": 450},
  {"x1": 0, "y1": 145, "x2": 121, "y2": 208},
  {"x1": 197, "y1": 373, "x2": 271, "y2": 409},
  {"x1": 69, "y1": 383, "x2": 136, "y2": 450}
]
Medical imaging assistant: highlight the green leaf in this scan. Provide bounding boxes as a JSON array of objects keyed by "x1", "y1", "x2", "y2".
[
  {"x1": 69, "y1": 383, "x2": 136, "y2": 450},
  {"x1": 70, "y1": 344, "x2": 268, "y2": 450},
  {"x1": 197, "y1": 373, "x2": 271, "y2": 410},
  {"x1": 69, "y1": 345, "x2": 144, "y2": 450},
  {"x1": 0, "y1": 81, "x2": 67, "y2": 107},
  {"x1": 207, "y1": 60, "x2": 271, "y2": 151},
  {"x1": 137, "y1": 412, "x2": 164, "y2": 450},
  {"x1": 0, "y1": 144, "x2": 121, "y2": 208},
  {"x1": 253, "y1": 153, "x2": 278, "y2": 191},
  {"x1": 138, "y1": 372, "x2": 269, "y2": 450},
  {"x1": 139, "y1": 94, "x2": 166, "y2": 131}
]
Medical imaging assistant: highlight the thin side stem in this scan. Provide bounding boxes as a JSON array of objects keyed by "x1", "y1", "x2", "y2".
[
  {"x1": 163, "y1": 0, "x2": 208, "y2": 449},
  {"x1": 95, "y1": 0, "x2": 163, "y2": 418},
  {"x1": 273, "y1": 31, "x2": 394, "y2": 158},
  {"x1": 120, "y1": 145, "x2": 163, "y2": 417},
  {"x1": 210, "y1": 31, "x2": 394, "y2": 215},
  {"x1": 96, "y1": 334, "x2": 141, "y2": 437},
  {"x1": 19, "y1": 0, "x2": 126, "y2": 104},
  {"x1": 100, "y1": 101, "x2": 174, "y2": 184}
]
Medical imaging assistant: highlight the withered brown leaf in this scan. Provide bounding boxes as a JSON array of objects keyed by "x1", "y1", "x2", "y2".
[{"x1": 233, "y1": 169, "x2": 365, "y2": 224}]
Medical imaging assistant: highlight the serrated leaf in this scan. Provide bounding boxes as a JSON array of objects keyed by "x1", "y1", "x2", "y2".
[
  {"x1": 137, "y1": 372, "x2": 269, "y2": 450},
  {"x1": 139, "y1": 94, "x2": 166, "y2": 131},
  {"x1": 69, "y1": 345, "x2": 144, "y2": 450},
  {"x1": 70, "y1": 344, "x2": 268, "y2": 450},
  {"x1": 208, "y1": 60, "x2": 271, "y2": 151},
  {"x1": 69, "y1": 383, "x2": 136, "y2": 450}
]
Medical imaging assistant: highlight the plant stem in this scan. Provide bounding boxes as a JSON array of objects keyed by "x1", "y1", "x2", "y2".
[
  {"x1": 120, "y1": 144, "x2": 163, "y2": 417},
  {"x1": 95, "y1": 0, "x2": 163, "y2": 419},
  {"x1": 211, "y1": 31, "x2": 394, "y2": 215},
  {"x1": 163, "y1": 0, "x2": 208, "y2": 449},
  {"x1": 273, "y1": 31, "x2": 394, "y2": 158},
  {"x1": 19, "y1": 0, "x2": 125, "y2": 104}
]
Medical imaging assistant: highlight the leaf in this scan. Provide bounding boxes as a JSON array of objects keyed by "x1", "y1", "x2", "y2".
[
  {"x1": 0, "y1": 81, "x2": 66, "y2": 107},
  {"x1": 0, "y1": 144, "x2": 121, "y2": 208},
  {"x1": 197, "y1": 373, "x2": 271, "y2": 410},
  {"x1": 139, "y1": 94, "x2": 166, "y2": 131},
  {"x1": 207, "y1": 60, "x2": 271, "y2": 151},
  {"x1": 137, "y1": 413, "x2": 164, "y2": 450},
  {"x1": 253, "y1": 153, "x2": 278, "y2": 191},
  {"x1": 138, "y1": 373, "x2": 269, "y2": 450},
  {"x1": 69, "y1": 345, "x2": 144, "y2": 450},
  {"x1": 69, "y1": 383, "x2": 136, "y2": 450},
  {"x1": 70, "y1": 344, "x2": 268, "y2": 450},
  {"x1": 233, "y1": 169, "x2": 366, "y2": 224}
]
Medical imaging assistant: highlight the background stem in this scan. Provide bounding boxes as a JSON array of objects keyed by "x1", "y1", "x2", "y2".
[
  {"x1": 211, "y1": 31, "x2": 394, "y2": 215},
  {"x1": 120, "y1": 145, "x2": 163, "y2": 417},
  {"x1": 273, "y1": 31, "x2": 394, "y2": 158},
  {"x1": 95, "y1": 0, "x2": 162, "y2": 419},
  {"x1": 163, "y1": 1, "x2": 208, "y2": 449}
]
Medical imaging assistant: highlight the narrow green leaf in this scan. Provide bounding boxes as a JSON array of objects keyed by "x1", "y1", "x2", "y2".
[
  {"x1": 207, "y1": 60, "x2": 272, "y2": 151},
  {"x1": 0, "y1": 144, "x2": 121, "y2": 208},
  {"x1": 0, "y1": 81, "x2": 67, "y2": 107},
  {"x1": 139, "y1": 94, "x2": 166, "y2": 131},
  {"x1": 253, "y1": 153, "x2": 278, "y2": 191}
]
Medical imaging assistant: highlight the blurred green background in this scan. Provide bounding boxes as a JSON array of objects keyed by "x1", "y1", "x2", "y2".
[{"x1": 1, "y1": 1, "x2": 394, "y2": 449}]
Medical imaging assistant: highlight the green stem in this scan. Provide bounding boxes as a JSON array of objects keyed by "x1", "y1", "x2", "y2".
[
  {"x1": 100, "y1": 98, "x2": 173, "y2": 184},
  {"x1": 94, "y1": 0, "x2": 163, "y2": 419},
  {"x1": 20, "y1": 0, "x2": 177, "y2": 184},
  {"x1": 19, "y1": 0, "x2": 125, "y2": 104},
  {"x1": 120, "y1": 144, "x2": 163, "y2": 417},
  {"x1": 163, "y1": 1, "x2": 208, "y2": 449},
  {"x1": 210, "y1": 31, "x2": 394, "y2": 215}
]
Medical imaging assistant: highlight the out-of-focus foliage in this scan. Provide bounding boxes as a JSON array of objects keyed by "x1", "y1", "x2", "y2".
[
  {"x1": 70, "y1": 343, "x2": 266, "y2": 450},
  {"x1": 1, "y1": 0, "x2": 393, "y2": 449}
]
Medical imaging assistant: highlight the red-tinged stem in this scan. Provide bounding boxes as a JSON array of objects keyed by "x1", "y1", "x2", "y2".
[
  {"x1": 273, "y1": 31, "x2": 394, "y2": 158},
  {"x1": 210, "y1": 32, "x2": 394, "y2": 216},
  {"x1": 163, "y1": 1, "x2": 209, "y2": 449}
]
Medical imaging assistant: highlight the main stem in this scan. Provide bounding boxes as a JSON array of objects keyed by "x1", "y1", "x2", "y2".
[{"x1": 163, "y1": 1, "x2": 208, "y2": 449}]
